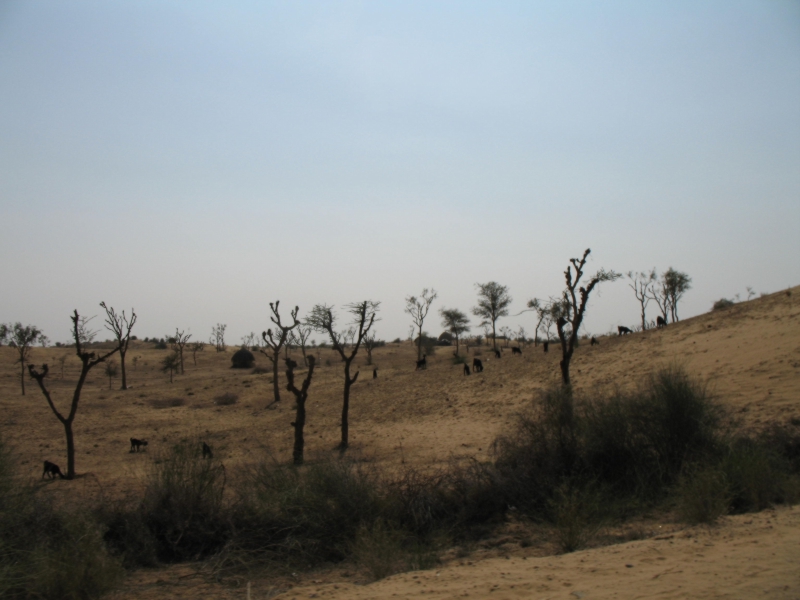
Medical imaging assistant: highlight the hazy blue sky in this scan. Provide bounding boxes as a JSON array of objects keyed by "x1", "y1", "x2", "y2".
[{"x1": 1, "y1": 1, "x2": 798, "y2": 345}]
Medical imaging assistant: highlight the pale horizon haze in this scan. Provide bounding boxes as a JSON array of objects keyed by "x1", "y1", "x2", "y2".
[{"x1": 1, "y1": 1, "x2": 798, "y2": 346}]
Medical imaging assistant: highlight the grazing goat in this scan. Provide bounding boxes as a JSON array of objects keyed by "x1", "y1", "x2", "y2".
[
  {"x1": 493, "y1": 349, "x2": 502, "y2": 359},
  {"x1": 543, "y1": 341, "x2": 549, "y2": 353},
  {"x1": 373, "y1": 368, "x2": 378, "y2": 379},
  {"x1": 202, "y1": 442, "x2": 213, "y2": 459},
  {"x1": 511, "y1": 346, "x2": 522, "y2": 355},
  {"x1": 130, "y1": 438, "x2": 148, "y2": 452},
  {"x1": 618, "y1": 326, "x2": 632, "y2": 336},
  {"x1": 590, "y1": 337, "x2": 599, "y2": 346},
  {"x1": 472, "y1": 358, "x2": 483, "y2": 373},
  {"x1": 463, "y1": 363, "x2": 471, "y2": 376},
  {"x1": 415, "y1": 354, "x2": 427, "y2": 370},
  {"x1": 656, "y1": 316, "x2": 667, "y2": 328},
  {"x1": 42, "y1": 460, "x2": 64, "y2": 479}
]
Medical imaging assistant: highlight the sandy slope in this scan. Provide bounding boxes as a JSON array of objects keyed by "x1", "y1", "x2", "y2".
[{"x1": 1, "y1": 287, "x2": 799, "y2": 598}]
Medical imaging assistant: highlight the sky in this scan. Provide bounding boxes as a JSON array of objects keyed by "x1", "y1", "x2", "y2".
[{"x1": 1, "y1": 0, "x2": 798, "y2": 345}]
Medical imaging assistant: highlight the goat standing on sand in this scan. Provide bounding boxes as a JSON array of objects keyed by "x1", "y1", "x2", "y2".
[
  {"x1": 130, "y1": 438, "x2": 148, "y2": 452},
  {"x1": 472, "y1": 358, "x2": 483, "y2": 373},
  {"x1": 511, "y1": 347, "x2": 522, "y2": 355},
  {"x1": 618, "y1": 326, "x2": 632, "y2": 335},
  {"x1": 42, "y1": 460, "x2": 64, "y2": 479},
  {"x1": 656, "y1": 316, "x2": 667, "y2": 328},
  {"x1": 590, "y1": 337, "x2": 599, "y2": 346},
  {"x1": 202, "y1": 442, "x2": 213, "y2": 459},
  {"x1": 463, "y1": 363, "x2": 471, "y2": 376},
  {"x1": 415, "y1": 354, "x2": 427, "y2": 370}
]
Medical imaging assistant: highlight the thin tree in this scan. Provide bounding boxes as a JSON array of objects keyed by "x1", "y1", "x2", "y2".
[
  {"x1": 286, "y1": 355, "x2": 316, "y2": 465},
  {"x1": 104, "y1": 359, "x2": 118, "y2": 389},
  {"x1": 554, "y1": 249, "x2": 621, "y2": 387},
  {"x1": 210, "y1": 323, "x2": 227, "y2": 352},
  {"x1": 5, "y1": 322, "x2": 43, "y2": 395},
  {"x1": 58, "y1": 353, "x2": 69, "y2": 379},
  {"x1": 189, "y1": 341, "x2": 205, "y2": 366},
  {"x1": 38, "y1": 335, "x2": 50, "y2": 348},
  {"x1": 473, "y1": 282, "x2": 512, "y2": 350},
  {"x1": 663, "y1": 268, "x2": 692, "y2": 322},
  {"x1": 171, "y1": 328, "x2": 192, "y2": 374},
  {"x1": 405, "y1": 288, "x2": 438, "y2": 360},
  {"x1": 100, "y1": 302, "x2": 137, "y2": 390},
  {"x1": 28, "y1": 310, "x2": 120, "y2": 479},
  {"x1": 260, "y1": 301, "x2": 300, "y2": 406},
  {"x1": 0, "y1": 323, "x2": 7, "y2": 345},
  {"x1": 362, "y1": 332, "x2": 378, "y2": 366},
  {"x1": 439, "y1": 307, "x2": 470, "y2": 356},
  {"x1": 307, "y1": 301, "x2": 379, "y2": 451},
  {"x1": 161, "y1": 350, "x2": 180, "y2": 383},
  {"x1": 499, "y1": 326, "x2": 513, "y2": 347},
  {"x1": 627, "y1": 269, "x2": 657, "y2": 330},
  {"x1": 290, "y1": 324, "x2": 312, "y2": 366}
]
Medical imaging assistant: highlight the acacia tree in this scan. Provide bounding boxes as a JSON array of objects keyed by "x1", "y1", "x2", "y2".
[
  {"x1": 663, "y1": 268, "x2": 692, "y2": 323},
  {"x1": 100, "y1": 302, "x2": 137, "y2": 390},
  {"x1": 286, "y1": 356, "x2": 316, "y2": 465},
  {"x1": 161, "y1": 350, "x2": 180, "y2": 383},
  {"x1": 439, "y1": 307, "x2": 470, "y2": 356},
  {"x1": 4, "y1": 322, "x2": 42, "y2": 395},
  {"x1": 260, "y1": 301, "x2": 300, "y2": 406},
  {"x1": 473, "y1": 282, "x2": 512, "y2": 350},
  {"x1": 171, "y1": 328, "x2": 192, "y2": 374},
  {"x1": 307, "y1": 301, "x2": 379, "y2": 451},
  {"x1": 627, "y1": 269, "x2": 657, "y2": 330},
  {"x1": 555, "y1": 249, "x2": 621, "y2": 387},
  {"x1": 28, "y1": 310, "x2": 120, "y2": 479},
  {"x1": 499, "y1": 326, "x2": 513, "y2": 347},
  {"x1": 405, "y1": 288, "x2": 437, "y2": 361}
]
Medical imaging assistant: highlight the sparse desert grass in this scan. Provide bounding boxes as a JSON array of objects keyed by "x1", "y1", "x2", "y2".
[
  {"x1": 149, "y1": 397, "x2": 186, "y2": 409},
  {"x1": 214, "y1": 392, "x2": 239, "y2": 405}
]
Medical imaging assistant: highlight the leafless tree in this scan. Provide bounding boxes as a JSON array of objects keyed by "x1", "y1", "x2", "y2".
[
  {"x1": 405, "y1": 288, "x2": 438, "y2": 361},
  {"x1": 286, "y1": 355, "x2": 316, "y2": 465},
  {"x1": 28, "y1": 310, "x2": 121, "y2": 479},
  {"x1": 439, "y1": 307, "x2": 470, "y2": 356},
  {"x1": 189, "y1": 341, "x2": 205, "y2": 366},
  {"x1": 555, "y1": 249, "x2": 621, "y2": 386},
  {"x1": 473, "y1": 282, "x2": 512, "y2": 350},
  {"x1": 241, "y1": 332, "x2": 259, "y2": 349},
  {"x1": 290, "y1": 324, "x2": 312, "y2": 366},
  {"x1": 515, "y1": 326, "x2": 527, "y2": 347},
  {"x1": 171, "y1": 328, "x2": 192, "y2": 374},
  {"x1": 100, "y1": 302, "x2": 137, "y2": 390},
  {"x1": 210, "y1": 323, "x2": 227, "y2": 352},
  {"x1": 499, "y1": 326, "x2": 513, "y2": 347},
  {"x1": 307, "y1": 301, "x2": 379, "y2": 451},
  {"x1": 362, "y1": 332, "x2": 378, "y2": 366},
  {"x1": 627, "y1": 269, "x2": 657, "y2": 331},
  {"x1": 104, "y1": 359, "x2": 118, "y2": 389},
  {"x1": 58, "y1": 353, "x2": 69, "y2": 379},
  {"x1": 5, "y1": 322, "x2": 43, "y2": 395},
  {"x1": 260, "y1": 301, "x2": 300, "y2": 406}
]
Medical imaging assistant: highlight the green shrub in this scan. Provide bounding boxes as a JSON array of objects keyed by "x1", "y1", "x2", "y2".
[
  {"x1": 712, "y1": 298, "x2": 735, "y2": 311},
  {"x1": 675, "y1": 466, "x2": 730, "y2": 524},
  {"x1": 722, "y1": 438, "x2": 784, "y2": 513},
  {"x1": 0, "y1": 434, "x2": 121, "y2": 599},
  {"x1": 550, "y1": 482, "x2": 605, "y2": 552}
]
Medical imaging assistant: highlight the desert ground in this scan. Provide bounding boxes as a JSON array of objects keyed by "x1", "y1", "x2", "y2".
[{"x1": 1, "y1": 287, "x2": 798, "y2": 599}]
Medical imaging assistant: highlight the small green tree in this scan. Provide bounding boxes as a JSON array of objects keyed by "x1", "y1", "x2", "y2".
[
  {"x1": 439, "y1": 307, "x2": 470, "y2": 356},
  {"x1": 663, "y1": 268, "x2": 692, "y2": 322},
  {"x1": 473, "y1": 282, "x2": 512, "y2": 350},
  {"x1": 5, "y1": 322, "x2": 43, "y2": 395},
  {"x1": 405, "y1": 288, "x2": 438, "y2": 361},
  {"x1": 210, "y1": 323, "x2": 227, "y2": 352},
  {"x1": 161, "y1": 351, "x2": 181, "y2": 383},
  {"x1": 28, "y1": 310, "x2": 120, "y2": 479}
]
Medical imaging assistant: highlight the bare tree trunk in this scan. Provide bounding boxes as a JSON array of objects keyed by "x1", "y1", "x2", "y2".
[
  {"x1": 120, "y1": 349, "x2": 128, "y2": 389},
  {"x1": 19, "y1": 361, "x2": 25, "y2": 396},
  {"x1": 287, "y1": 356, "x2": 315, "y2": 465},
  {"x1": 64, "y1": 421, "x2": 76, "y2": 479},
  {"x1": 271, "y1": 351, "x2": 281, "y2": 404}
]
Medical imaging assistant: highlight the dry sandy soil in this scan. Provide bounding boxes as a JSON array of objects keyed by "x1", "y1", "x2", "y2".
[{"x1": 1, "y1": 287, "x2": 798, "y2": 599}]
